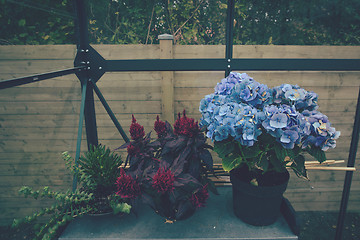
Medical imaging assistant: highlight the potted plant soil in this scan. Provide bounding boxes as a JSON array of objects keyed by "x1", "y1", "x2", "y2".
[
  {"x1": 199, "y1": 72, "x2": 340, "y2": 226},
  {"x1": 116, "y1": 113, "x2": 216, "y2": 221}
]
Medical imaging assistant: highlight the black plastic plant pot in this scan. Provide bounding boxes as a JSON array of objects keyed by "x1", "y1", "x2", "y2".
[
  {"x1": 153, "y1": 195, "x2": 197, "y2": 221},
  {"x1": 230, "y1": 167, "x2": 290, "y2": 226}
]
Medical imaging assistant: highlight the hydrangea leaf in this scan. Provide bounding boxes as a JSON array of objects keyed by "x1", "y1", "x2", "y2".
[
  {"x1": 291, "y1": 155, "x2": 308, "y2": 180},
  {"x1": 213, "y1": 141, "x2": 235, "y2": 159},
  {"x1": 307, "y1": 146, "x2": 326, "y2": 163},
  {"x1": 256, "y1": 154, "x2": 269, "y2": 172},
  {"x1": 222, "y1": 153, "x2": 242, "y2": 172},
  {"x1": 274, "y1": 142, "x2": 288, "y2": 163},
  {"x1": 270, "y1": 143, "x2": 287, "y2": 172},
  {"x1": 240, "y1": 144, "x2": 261, "y2": 159}
]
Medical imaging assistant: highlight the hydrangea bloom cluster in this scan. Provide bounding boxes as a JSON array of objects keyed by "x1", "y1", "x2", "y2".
[
  {"x1": 199, "y1": 72, "x2": 340, "y2": 151},
  {"x1": 272, "y1": 84, "x2": 318, "y2": 112}
]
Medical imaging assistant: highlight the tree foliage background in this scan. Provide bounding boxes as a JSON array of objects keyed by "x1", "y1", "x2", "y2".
[{"x1": 0, "y1": 0, "x2": 359, "y2": 45}]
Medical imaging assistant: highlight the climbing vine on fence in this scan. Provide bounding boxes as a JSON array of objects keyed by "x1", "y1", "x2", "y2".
[{"x1": 0, "y1": 0, "x2": 359, "y2": 45}]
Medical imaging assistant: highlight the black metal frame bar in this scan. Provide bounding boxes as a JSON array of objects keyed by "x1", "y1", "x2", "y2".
[
  {"x1": 90, "y1": 79, "x2": 130, "y2": 143},
  {"x1": 225, "y1": 0, "x2": 235, "y2": 76},
  {"x1": 0, "y1": 66, "x2": 86, "y2": 90},
  {"x1": 73, "y1": 0, "x2": 98, "y2": 150},
  {"x1": 335, "y1": 87, "x2": 360, "y2": 239},
  {"x1": 72, "y1": 77, "x2": 87, "y2": 191},
  {"x1": 0, "y1": 0, "x2": 358, "y2": 238},
  {"x1": 105, "y1": 59, "x2": 360, "y2": 72}
]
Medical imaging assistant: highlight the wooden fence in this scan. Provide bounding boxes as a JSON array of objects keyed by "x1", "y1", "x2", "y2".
[{"x1": 0, "y1": 42, "x2": 359, "y2": 225}]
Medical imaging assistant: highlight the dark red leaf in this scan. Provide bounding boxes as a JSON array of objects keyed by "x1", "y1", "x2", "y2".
[
  {"x1": 199, "y1": 149, "x2": 214, "y2": 170},
  {"x1": 170, "y1": 145, "x2": 191, "y2": 176}
]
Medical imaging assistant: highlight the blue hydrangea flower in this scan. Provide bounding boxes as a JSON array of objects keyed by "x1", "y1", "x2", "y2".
[
  {"x1": 214, "y1": 72, "x2": 246, "y2": 95},
  {"x1": 199, "y1": 72, "x2": 339, "y2": 152},
  {"x1": 270, "y1": 113, "x2": 288, "y2": 129},
  {"x1": 300, "y1": 110, "x2": 340, "y2": 151},
  {"x1": 214, "y1": 125, "x2": 231, "y2": 141},
  {"x1": 272, "y1": 84, "x2": 318, "y2": 112},
  {"x1": 280, "y1": 129, "x2": 300, "y2": 149}
]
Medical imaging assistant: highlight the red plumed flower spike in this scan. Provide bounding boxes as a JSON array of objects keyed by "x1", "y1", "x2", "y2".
[
  {"x1": 127, "y1": 143, "x2": 140, "y2": 156},
  {"x1": 173, "y1": 110, "x2": 200, "y2": 137},
  {"x1": 152, "y1": 168, "x2": 175, "y2": 194},
  {"x1": 115, "y1": 168, "x2": 141, "y2": 199},
  {"x1": 129, "y1": 114, "x2": 145, "y2": 140},
  {"x1": 154, "y1": 115, "x2": 166, "y2": 138},
  {"x1": 190, "y1": 184, "x2": 209, "y2": 209}
]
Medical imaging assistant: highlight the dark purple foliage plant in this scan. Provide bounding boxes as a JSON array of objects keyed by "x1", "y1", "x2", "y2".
[{"x1": 116, "y1": 112, "x2": 215, "y2": 221}]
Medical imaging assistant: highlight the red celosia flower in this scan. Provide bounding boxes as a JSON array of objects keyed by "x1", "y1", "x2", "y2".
[
  {"x1": 152, "y1": 168, "x2": 175, "y2": 194},
  {"x1": 129, "y1": 114, "x2": 145, "y2": 140},
  {"x1": 154, "y1": 115, "x2": 166, "y2": 138},
  {"x1": 115, "y1": 168, "x2": 141, "y2": 199},
  {"x1": 190, "y1": 185, "x2": 209, "y2": 208},
  {"x1": 173, "y1": 110, "x2": 200, "y2": 137},
  {"x1": 127, "y1": 143, "x2": 140, "y2": 156}
]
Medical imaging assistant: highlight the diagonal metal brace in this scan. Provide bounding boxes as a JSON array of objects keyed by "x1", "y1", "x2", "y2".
[
  {"x1": 0, "y1": 66, "x2": 86, "y2": 90},
  {"x1": 90, "y1": 79, "x2": 130, "y2": 143}
]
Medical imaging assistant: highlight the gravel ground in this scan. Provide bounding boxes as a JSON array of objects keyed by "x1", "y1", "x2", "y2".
[
  {"x1": 1, "y1": 211, "x2": 359, "y2": 240},
  {"x1": 298, "y1": 211, "x2": 360, "y2": 240}
]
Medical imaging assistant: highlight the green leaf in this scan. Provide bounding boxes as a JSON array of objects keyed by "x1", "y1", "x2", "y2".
[
  {"x1": 274, "y1": 142, "x2": 288, "y2": 162},
  {"x1": 222, "y1": 153, "x2": 242, "y2": 172},
  {"x1": 18, "y1": 19, "x2": 26, "y2": 27},
  {"x1": 307, "y1": 146, "x2": 326, "y2": 163},
  {"x1": 12, "y1": 219, "x2": 21, "y2": 228},
  {"x1": 269, "y1": 152, "x2": 286, "y2": 172},
  {"x1": 256, "y1": 154, "x2": 268, "y2": 172},
  {"x1": 240, "y1": 144, "x2": 261, "y2": 159},
  {"x1": 112, "y1": 202, "x2": 132, "y2": 215},
  {"x1": 291, "y1": 155, "x2": 308, "y2": 179},
  {"x1": 213, "y1": 141, "x2": 235, "y2": 159}
]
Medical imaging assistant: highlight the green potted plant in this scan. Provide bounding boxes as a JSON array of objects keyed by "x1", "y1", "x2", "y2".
[
  {"x1": 12, "y1": 145, "x2": 131, "y2": 240},
  {"x1": 76, "y1": 145, "x2": 128, "y2": 215},
  {"x1": 199, "y1": 72, "x2": 340, "y2": 226},
  {"x1": 116, "y1": 113, "x2": 215, "y2": 221}
]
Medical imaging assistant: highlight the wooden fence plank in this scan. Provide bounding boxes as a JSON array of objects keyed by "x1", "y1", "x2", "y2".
[
  {"x1": 0, "y1": 60, "x2": 74, "y2": 74},
  {"x1": 174, "y1": 71, "x2": 360, "y2": 88},
  {"x1": 0, "y1": 45, "x2": 76, "y2": 60},
  {"x1": 233, "y1": 45, "x2": 360, "y2": 59},
  {"x1": 0, "y1": 101, "x2": 161, "y2": 115}
]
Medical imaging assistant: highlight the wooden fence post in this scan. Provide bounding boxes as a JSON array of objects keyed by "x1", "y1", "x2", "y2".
[{"x1": 159, "y1": 34, "x2": 175, "y2": 123}]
